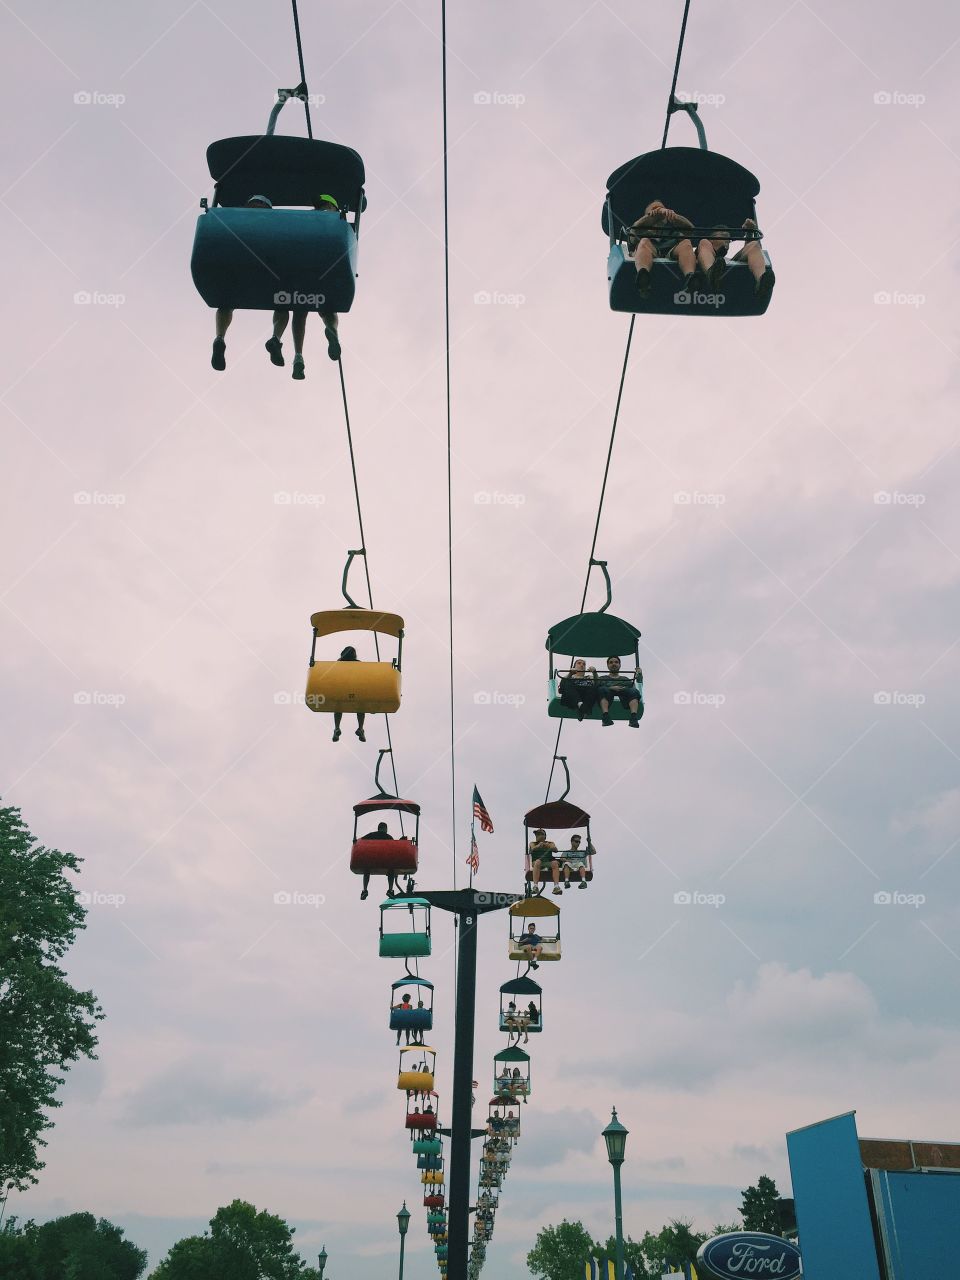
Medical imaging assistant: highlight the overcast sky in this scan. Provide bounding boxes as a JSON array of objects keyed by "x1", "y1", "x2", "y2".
[{"x1": 2, "y1": 0, "x2": 959, "y2": 1275}]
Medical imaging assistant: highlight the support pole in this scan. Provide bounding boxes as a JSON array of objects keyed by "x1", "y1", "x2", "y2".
[{"x1": 421, "y1": 888, "x2": 520, "y2": 1280}]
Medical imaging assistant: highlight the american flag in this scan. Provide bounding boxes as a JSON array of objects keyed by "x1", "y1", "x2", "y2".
[
  {"x1": 472, "y1": 786, "x2": 494, "y2": 833},
  {"x1": 466, "y1": 832, "x2": 480, "y2": 874}
]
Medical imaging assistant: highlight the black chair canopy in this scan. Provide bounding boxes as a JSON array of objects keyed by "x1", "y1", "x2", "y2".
[
  {"x1": 206, "y1": 135, "x2": 366, "y2": 211},
  {"x1": 547, "y1": 611, "x2": 641, "y2": 659},
  {"x1": 602, "y1": 147, "x2": 760, "y2": 240}
]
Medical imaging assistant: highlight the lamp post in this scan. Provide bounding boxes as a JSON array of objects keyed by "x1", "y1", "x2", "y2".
[
  {"x1": 317, "y1": 1246, "x2": 327, "y2": 1279},
  {"x1": 397, "y1": 1201, "x2": 411, "y2": 1280},
  {"x1": 603, "y1": 1107, "x2": 629, "y2": 1279}
]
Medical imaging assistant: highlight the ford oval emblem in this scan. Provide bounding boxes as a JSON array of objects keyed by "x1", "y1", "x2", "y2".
[{"x1": 697, "y1": 1232, "x2": 803, "y2": 1278}]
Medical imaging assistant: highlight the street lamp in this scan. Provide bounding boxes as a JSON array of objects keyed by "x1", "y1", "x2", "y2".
[
  {"x1": 317, "y1": 1246, "x2": 327, "y2": 1278},
  {"x1": 397, "y1": 1201, "x2": 411, "y2": 1280},
  {"x1": 603, "y1": 1107, "x2": 629, "y2": 1279}
]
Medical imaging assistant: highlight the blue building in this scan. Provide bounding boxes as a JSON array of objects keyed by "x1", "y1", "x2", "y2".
[{"x1": 786, "y1": 1111, "x2": 960, "y2": 1279}]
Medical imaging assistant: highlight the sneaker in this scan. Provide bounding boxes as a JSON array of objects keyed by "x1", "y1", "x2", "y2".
[
  {"x1": 211, "y1": 337, "x2": 226, "y2": 371},
  {"x1": 265, "y1": 336, "x2": 284, "y2": 366},
  {"x1": 602, "y1": 714, "x2": 614, "y2": 727},
  {"x1": 530, "y1": 961, "x2": 539, "y2": 970},
  {"x1": 552, "y1": 887, "x2": 562, "y2": 896},
  {"x1": 629, "y1": 714, "x2": 640, "y2": 728},
  {"x1": 324, "y1": 324, "x2": 341, "y2": 361},
  {"x1": 577, "y1": 705, "x2": 585, "y2": 722},
  {"x1": 292, "y1": 354, "x2": 305, "y2": 380},
  {"x1": 578, "y1": 881, "x2": 587, "y2": 889},
  {"x1": 332, "y1": 728, "x2": 341, "y2": 742},
  {"x1": 360, "y1": 888, "x2": 369, "y2": 900},
  {"x1": 356, "y1": 726, "x2": 366, "y2": 742}
]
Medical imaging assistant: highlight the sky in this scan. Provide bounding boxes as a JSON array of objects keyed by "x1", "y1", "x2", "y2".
[{"x1": 2, "y1": 0, "x2": 959, "y2": 1276}]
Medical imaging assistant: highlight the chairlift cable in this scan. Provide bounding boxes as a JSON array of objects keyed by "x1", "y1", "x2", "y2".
[
  {"x1": 336, "y1": 360, "x2": 403, "y2": 809},
  {"x1": 660, "y1": 0, "x2": 693, "y2": 149},
  {"x1": 440, "y1": 0, "x2": 458, "y2": 896},
  {"x1": 289, "y1": 0, "x2": 314, "y2": 139},
  {"x1": 544, "y1": 315, "x2": 636, "y2": 801}
]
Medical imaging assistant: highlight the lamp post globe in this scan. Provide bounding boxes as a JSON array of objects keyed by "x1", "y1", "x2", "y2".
[
  {"x1": 602, "y1": 1107, "x2": 629, "y2": 1278},
  {"x1": 318, "y1": 1246, "x2": 327, "y2": 1278},
  {"x1": 603, "y1": 1107, "x2": 629, "y2": 1164},
  {"x1": 397, "y1": 1201, "x2": 411, "y2": 1237}
]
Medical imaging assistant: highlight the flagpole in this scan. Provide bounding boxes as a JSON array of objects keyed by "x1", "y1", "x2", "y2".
[{"x1": 468, "y1": 815, "x2": 476, "y2": 889}]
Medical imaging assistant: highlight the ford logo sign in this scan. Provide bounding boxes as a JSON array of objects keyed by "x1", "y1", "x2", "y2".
[{"x1": 697, "y1": 1232, "x2": 802, "y2": 1278}]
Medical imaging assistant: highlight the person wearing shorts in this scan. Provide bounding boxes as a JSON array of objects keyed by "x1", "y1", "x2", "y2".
[
  {"x1": 598, "y1": 656, "x2": 642, "y2": 728},
  {"x1": 518, "y1": 923, "x2": 542, "y2": 969},
  {"x1": 560, "y1": 832, "x2": 593, "y2": 889},
  {"x1": 626, "y1": 199, "x2": 697, "y2": 297},
  {"x1": 528, "y1": 828, "x2": 558, "y2": 889}
]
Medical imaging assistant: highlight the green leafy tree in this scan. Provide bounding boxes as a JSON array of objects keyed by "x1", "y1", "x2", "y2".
[
  {"x1": 0, "y1": 1212, "x2": 146, "y2": 1279},
  {"x1": 151, "y1": 1201, "x2": 321, "y2": 1280},
  {"x1": 527, "y1": 1219, "x2": 597, "y2": 1280},
  {"x1": 739, "y1": 1175, "x2": 781, "y2": 1234},
  {"x1": 0, "y1": 803, "x2": 103, "y2": 1189}
]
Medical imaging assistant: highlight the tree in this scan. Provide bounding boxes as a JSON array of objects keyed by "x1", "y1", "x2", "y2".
[
  {"x1": 527, "y1": 1220, "x2": 597, "y2": 1280},
  {"x1": 0, "y1": 1212, "x2": 147, "y2": 1279},
  {"x1": 739, "y1": 1175, "x2": 782, "y2": 1234},
  {"x1": 150, "y1": 1201, "x2": 322, "y2": 1280},
  {"x1": 0, "y1": 803, "x2": 103, "y2": 1189}
]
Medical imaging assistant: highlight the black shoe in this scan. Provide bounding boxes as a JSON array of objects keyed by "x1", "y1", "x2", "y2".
[
  {"x1": 360, "y1": 888, "x2": 368, "y2": 900},
  {"x1": 325, "y1": 325, "x2": 341, "y2": 361},
  {"x1": 577, "y1": 704, "x2": 585, "y2": 722},
  {"x1": 211, "y1": 337, "x2": 226, "y2": 371},
  {"x1": 531, "y1": 961, "x2": 539, "y2": 970},
  {"x1": 332, "y1": 728, "x2": 341, "y2": 742},
  {"x1": 629, "y1": 715, "x2": 640, "y2": 728},
  {"x1": 265, "y1": 337, "x2": 284, "y2": 366},
  {"x1": 602, "y1": 714, "x2": 614, "y2": 727},
  {"x1": 356, "y1": 726, "x2": 366, "y2": 742},
  {"x1": 635, "y1": 266, "x2": 652, "y2": 297}
]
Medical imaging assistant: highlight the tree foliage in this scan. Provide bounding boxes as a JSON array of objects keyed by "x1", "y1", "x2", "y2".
[
  {"x1": 0, "y1": 803, "x2": 103, "y2": 1189},
  {"x1": 527, "y1": 1220, "x2": 597, "y2": 1280},
  {"x1": 0, "y1": 1212, "x2": 147, "y2": 1279},
  {"x1": 739, "y1": 1175, "x2": 782, "y2": 1234},
  {"x1": 150, "y1": 1201, "x2": 322, "y2": 1280}
]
